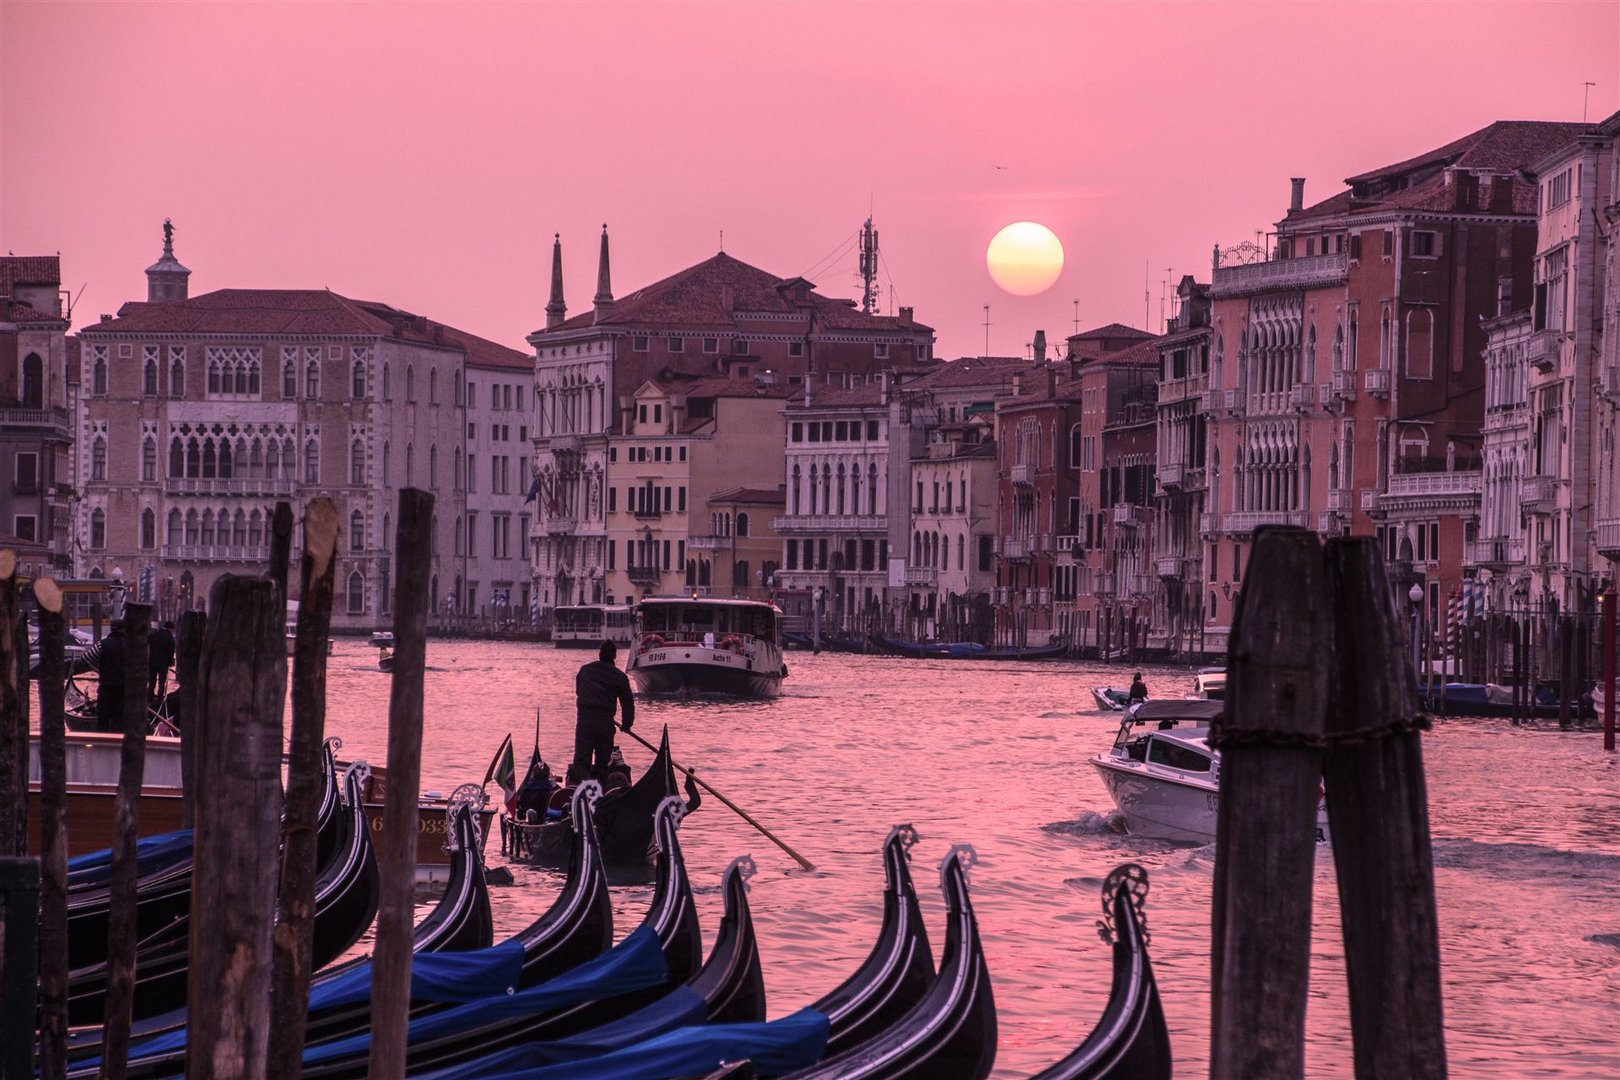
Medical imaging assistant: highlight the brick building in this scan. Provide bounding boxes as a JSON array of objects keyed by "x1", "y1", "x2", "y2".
[{"x1": 1, "y1": 256, "x2": 73, "y2": 573}]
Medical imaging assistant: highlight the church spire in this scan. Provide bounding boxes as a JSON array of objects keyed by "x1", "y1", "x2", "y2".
[
  {"x1": 593, "y1": 223, "x2": 613, "y2": 321},
  {"x1": 545, "y1": 233, "x2": 566, "y2": 330}
]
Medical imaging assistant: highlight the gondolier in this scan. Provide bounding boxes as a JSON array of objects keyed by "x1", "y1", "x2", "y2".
[{"x1": 575, "y1": 640, "x2": 635, "y2": 780}]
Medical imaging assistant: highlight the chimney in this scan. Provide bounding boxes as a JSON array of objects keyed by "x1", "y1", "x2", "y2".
[
  {"x1": 880, "y1": 370, "x2": 892, "y2": 405},
  {"x1": 545, "y1": 233, "x2": 567, "y2": 330},
  {"x1": 1012, "y1": 372, "x2": 1024, "y2": 397},
  {"x1": 1033, "y1": 329, "x2": 1047, "y2": 366},
  {"x1": 1046, "y1": 368, "x2": 1057, "y2": 398},
  {"x1": 593, "y1": 224, "x2": 613, "y2": 321},
  {"x1": 1289, "y1": 178, "x2": 1305, "y2": 213},
  {"x1": 898, "y1": 306, "x2": 913, "y2": 327}
]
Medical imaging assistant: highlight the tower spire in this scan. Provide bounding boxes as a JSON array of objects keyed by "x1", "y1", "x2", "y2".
[
  {"x1": 545, "y1": 233, "x2": 566, "y2": 330},
  {"x1": 593, "y1": 223, "x2": 613, "y2": 321},
  {"x1": 145, "y1": 218, "x2": 190, "y2": 303}
]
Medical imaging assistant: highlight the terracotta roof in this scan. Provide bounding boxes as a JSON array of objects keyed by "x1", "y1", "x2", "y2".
[
  {"x1": 536, "y1": 251, "x2": 933, "y2": 337},
  {"x1": 1096, "y1": 340, "x2": 1162, "y2": 367},
  {"x1": 0, "y1": 256, "x2": 61, "y2": 293},
  {"x1": 905, "y1": 355, "x2": 1029, "y2": 390},
  {"x1": 792, "y1": 381, "x2": 888, "y2": 408},
  {"x1": 662, "y1": 373, "x2": 797, "y2": 400},
  {"x1": 1344, "y1": 120, "x2": 1592, "y2": 184},
  {"x1": 76, "y1": 288, "x2": 530, "y2": 363},
  {"x1": 1068, "y1": 322, "x2": 1154, "y2": 343},
  {"x1": 708, "y1": 486, "x2": 786, "y2": 506}
]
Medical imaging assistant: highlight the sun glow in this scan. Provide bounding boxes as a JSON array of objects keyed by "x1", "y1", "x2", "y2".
[{"x1": 986, "y1": 222, "x2": 1064, "y2": 296}]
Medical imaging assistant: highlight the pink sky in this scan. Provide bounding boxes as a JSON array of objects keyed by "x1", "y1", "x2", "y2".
[{"x1": 4, "y1": 1, "x2": 1617, "y2": 358}]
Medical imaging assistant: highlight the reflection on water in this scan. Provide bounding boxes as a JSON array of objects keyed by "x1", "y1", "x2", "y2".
[{"x1": 311, "y1": 640, "x2": 1618, "y2": 1077}]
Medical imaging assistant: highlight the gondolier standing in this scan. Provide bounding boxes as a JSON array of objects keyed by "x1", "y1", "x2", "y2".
[{"x1": 575, "y1": 640, "x2": 635, "y2": 780}]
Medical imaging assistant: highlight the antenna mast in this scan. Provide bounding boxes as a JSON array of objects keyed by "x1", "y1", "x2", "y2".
[{"x1": 859, "y1": 217, "x2": 880, "y2": 314}]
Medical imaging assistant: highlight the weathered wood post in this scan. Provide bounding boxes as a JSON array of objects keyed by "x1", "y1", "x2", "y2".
[
  {"x1": 0, "y1": 856, "x2": 39, "y2": 1080},
  {"x1": 34, "y1": 578, "x2": 70, "y2": 1080},
  {"x1": 7, "y1": 556, "x2": 31, "y2": 859},
  {"x1": 1322, "y1": 537, "x2": 1447, "y2": 1079},
  {"x1": 98, "y1": 600, "x2": 150, "y2": 1080},
  {"x1": 1210, "y1": 526, "x2": 1331, "y2": 1080},
  {"x1": 184, "y1": 576, "x2": 286, "y2": 1080},
  {"x1": 173, "y1": 611, "x2": 207, "y2": 830},
  {"x1": 1603, "y1": 589, "x2": 1616, "y2": 752},
  {"x1": 368, "y1": 489, "x2": 434, "y2": 1079},
  {"x1": 268, "y1": 499, "x2": 338, "y2": 1080},
  {"x1": 0, "y1": 552, "x2": 23, "y2": 863},
  {"x1": 269, "y1": 501, "x2": 295, "y2": 609}
]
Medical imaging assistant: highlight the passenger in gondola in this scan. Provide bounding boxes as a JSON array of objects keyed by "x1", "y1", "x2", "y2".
[
  {"x1": 96, "y1": 620, "x2": 127, "y2": 733},
  {"x1": 1129, "y1": 672, "x2": 1149, "y2": 704},
  {"x1": 515, "y1": 759, "x2": 556, "y2": 823},
  {"x1": 603, "y1": 746, "x2": 633, "y2": 793},
  {"x1": 148, "y1": 620, "x2": 175, "y2": 702}
]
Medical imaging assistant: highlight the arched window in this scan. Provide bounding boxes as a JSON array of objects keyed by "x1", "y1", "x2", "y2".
[
  {"x1": 429, "y1": 367, "x2": 439, "y2": 405},
  {"x1": 167, "y1": 508, "x2": 182, "y2": 545},
  {"x1": 143, "y1": 357, "x2": 158, "y2": 396},
  {"x1": 381, "y1": 441, "x2": 390, "y2": 484},
  {"x1": 868, "y1": 463, "x2": 879, "y2": 514},
  {"x1": 382, "y1": 363, "x2": 391, "y2": 401},
  {"x1": 429, "y1": 446, "x2": 438, "y2": 487},
  {"x1": 454, "y1": 370, "x2": 464, "y2": 406},
  {"x1": 352, "y1": 361, "x2": 366, "y2": 399},
  {"x1": 233, "y1": 509, "x2": 247, "y2": 546},
  {"x1": 283, "y1": 359, "x2": 297, "y2": 398},
  {"x1": 405, "y1": 443, "x2": 414, "y2": 485},
  {"x1": 142, "y1": 438, "x2": 157, "y2": 482},
  {"x1": 350, "y1": 510, "x2": 365, "y2": 552},
  {"x1": 350, "y1": 439, "x2": 365, "y2": 485},
  {"x1": 200, "y1": 510, "x2": 215, "y2": 546},
  {"x1": 201, "y1": 440, "x2": 217, "y2": 479},
  {"x1": 186, "y1": 438, "x2": 200, "y2": 478},
  {"x1": 184, "y1": 509, "x2": 199, "y2": 545},
  {"x1": 346, "y1": 571, "x2": 365, "y2": 615},
  {"x1": 305, "y1": 440, "x2": 319, "y2": 484},
  {"x1": 91, "y1": 436, "x2": 107, "y2": 481},
  {"x1": 140, "y1": 508, "x2": 155, "y2": 549},
  {"x1": 93, "y1": 355, "x2": 107, "y2": 395},
  {"x1": 306, "y1": 361, "x2": 320, "y2": 399},
  {"x1": 382, "y1": 511, "x2": 390, "y2": 551},
  {"x1": 405, "y1": 365, "x2": 416, "y2": 403},
  {"x1": 454, "y1": 447, "x2": 463, "y2": 490},
  {"x1": 454, "y1": 515, "x2": 464, "y2": 556},
  {"x1": 169, "y1": 351, "x2": 185, "y2": 398},
  {"x1": 21, "y1": 353, "x2": 43, "y2": 407},
  {"x1": 736, "y1": 512, "x2": 750, "y2": 537},
  {"x1": 248, "y1": 510, "x2": 264, "y2": 547},
  {"x1": 90, "y1": 508, "x2": 106, "y2": 549},
  {"x1": 791, "y1": 465, "x2": 801, "y2": 514}
]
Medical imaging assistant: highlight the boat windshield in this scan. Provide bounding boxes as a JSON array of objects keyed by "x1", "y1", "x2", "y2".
[{"x1": 639, "y1": 602, "x2": 777, "y2": 640}]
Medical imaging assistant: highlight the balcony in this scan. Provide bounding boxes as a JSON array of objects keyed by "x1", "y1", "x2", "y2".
[
  {"x1": 769, "y1": 513, "x2": 885, "y2": 534},
  {"x1": 1518, "y1": 475, "x2": 1559, "y2": 509},
  {"x1": 1595, "y1": 520, "x2": 1620, "y2": 560},
  {"x1": 1223, "y1": 388, "x2": 1243, "y2": 415},
  {"x1": 548, "y1": 433, "x2": 581, "y2": 454},
  {"x1": 1210, "y1": 251, "x2": 1349, "y2": 298},
  {"x1": 544, "y1": 516, "x2": 577, "y2": 535},
  {"x1": 1525, "y1": 330, "x2": 1563, "y2": 373},
  {"x1": 632, "y1": 507, "x2": 663, "y2": 520},
  {"x1": 163, "y1": 543, "x2": 271, "y2": 563},
  {"x1": 1112, "y1": 503, "x2": 1143, "y2": 527},
  {"x1": 1331, "y1": 371, "x2": 1357, "y2": 403},
  {"x1": 1154, "y1": 555, "x2": 1183, "y2": 578},
  {"x1": 1360, "y1": 489, "x2": 1379, "y2": 511},
  {"x1": 1222, "y1": 510, "x2": 1308, "y2": 535},
  {"x1": 1364, "y1": 369, "x2": 1390, "y2": 396},
  {"x1": 1199, "y1": 512, "x2": 1219, "y2": 538},
  {"x1": 0, "y1": 406, "x2": 70, "y2": 439},
  {"x1": 1158, "y1": 374, "x2": 1208, "y2": 406},
  {"x1": 1384, "y1": 470, "x2": 1482, "y2": 500},
  {"x1": 1201, "y1": 388, "x2": 1223, "y2": 413},
  {"x1": 626, "y1": 565, "x2": 661, "y2": 584},
  {"x1": 1289, "y1": 383, "x2": 1317, "y2": 411},
  {"x1": 1158, "y1": 462, "x2": 1185, "y2": 491},
  {"x1": 165, "y1": 476, "x2": 295, "y2": 497},
  {"x1": 1093, "y1": 572, "x2": 1117, "y2": 597},
  {"x1": 1010, "y1": 463, "x2": 1036, "y2": 486},
  {"x1": 1326, "y1": 489, "x2": 1351, "y2": 512},
  {"x1": 1317, "y1": 511, "x2": 1342, "y2": 534},
  {"x1": 686, "y1": 534, "x2": 732, "y2": 551},
  {"x1": 1003, "y1": 536, "x2": 1031, "y2": 560},
  {"x1": 903, "y1": 566, "x2": 937, "y2": 586},
  {"x1": 1129, "y1": 574, "x2": 1155, "y2": 598},
  {"x1": 1465, "y1": 537, "x2": 1527, "y2": 568}
]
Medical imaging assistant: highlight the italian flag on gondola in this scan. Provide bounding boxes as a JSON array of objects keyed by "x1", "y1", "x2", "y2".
[{"x1": 486, "y1": 733, "x2": 517, "y2": 814}]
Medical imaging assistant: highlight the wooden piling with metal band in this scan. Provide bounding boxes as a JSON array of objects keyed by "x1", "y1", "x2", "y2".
[
  {"x1": 269, "y1": 501, "x2": 295, "y2": 609},
  {"x1": 0, "y1": 552, "x2": 22, "y2": 860},
  {"x1": 1322, "y1": 538, "x2": 1448, "y2": 1080},
  {"x1": 98, "y1": 600, "x2": 150, "y2": 1080},
  {"x1": 1209, "y1": 526, "x2": 1332, "y2": 1080},
  {"x1": 34, "y1": 578, "x2": 70, "y2": 1080},
  {"x1": 368, "y1": 489, "x2": 434, "y2": 1080},
  {"x1": 184, "y1": 576, "x2": 286, "y2": 1080},
  {"x1": 174, "y1": 610, "x2": 207, "y2": 830},
  {"x1": 268, "y1": 499, "x2": 339, "y2": 1080}
]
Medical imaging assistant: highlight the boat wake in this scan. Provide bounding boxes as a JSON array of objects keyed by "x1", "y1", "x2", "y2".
[
  {"x1": 1043, "y1": 810, "x2": 1128, "y2": 838},
  {"x1": 1430, "y1": 837, "x2": 1620, "y2": 879}
]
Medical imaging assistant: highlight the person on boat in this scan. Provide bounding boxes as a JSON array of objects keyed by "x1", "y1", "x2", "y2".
[
  {"x1": 1129, "y1": 672, "x2": 1149, "y2": 704},
  {"x1": 148, "y1": 620, "x2": 175, "y2": 702},
  {"x1": 603, "y1": 746, "x2": 633, "y2": 792},
  {"x1": 515, "y1": 759, "x2": 556, "y2": 822},
  {"x1": 574, "y1": 640, "x2": 635, "y2": 781},
  {"x1": 96, "y1": 619, "x2": 127, "y2": 732}
]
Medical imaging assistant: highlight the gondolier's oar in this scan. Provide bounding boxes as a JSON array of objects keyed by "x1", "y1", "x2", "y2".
[{"x1": 616, "y1": 722, "x2": 815, "y2": 871}]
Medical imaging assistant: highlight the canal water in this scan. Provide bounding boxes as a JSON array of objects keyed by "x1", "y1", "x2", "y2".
[{"x1": 313, "y1": 639, "x2": 1618, "y2": 1078}]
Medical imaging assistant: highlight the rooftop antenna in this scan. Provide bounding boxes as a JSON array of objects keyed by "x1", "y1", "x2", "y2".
[
  {"x1": 1585, "y1": 81, "x2": 1597, "y2": 122},
  {"x1": 983, "y1": 304, "x2": 991, "y2": 357},
  {"x1": 859, "y1": 217, "x2": 880, "y2": 314},
  {"x1": 1143, "y1": 261, "x2": 1150, "y2": 331},
  {"x1": 1072, "y1": 298, "x2": 1080, "y2": 336},
  {"x1": 719, "y1": 229, "x2": 724, "y2": 252}
]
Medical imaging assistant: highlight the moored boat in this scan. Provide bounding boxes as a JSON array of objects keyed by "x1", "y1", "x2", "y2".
[{"x1": 627, "y1": 596, "x2": 788, "y2": 699}]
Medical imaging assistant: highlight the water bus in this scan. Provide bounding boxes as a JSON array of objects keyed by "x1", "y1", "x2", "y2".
[
  {"x1": 626, "y1": 596, "x2": 788, "y2": 698},
  {"x1": 551, "y1": 603, "x2": 635, "y2": 649}
]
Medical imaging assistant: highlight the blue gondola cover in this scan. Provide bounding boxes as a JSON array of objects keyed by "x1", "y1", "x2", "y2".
[{"x1": 305, "y1": 938, "x2": 528, "y2": 1012}]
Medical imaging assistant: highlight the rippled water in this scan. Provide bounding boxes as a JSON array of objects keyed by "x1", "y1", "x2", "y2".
[{"x1": 313, "y1": 639, "x2": 1620, "y2": 1078}]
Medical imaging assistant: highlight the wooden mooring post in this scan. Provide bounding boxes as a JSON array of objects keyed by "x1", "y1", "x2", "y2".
[
  {"x1": 268, "y1": 499, "x2": 338, "y2": 1080},
  {"x1": 368, "y1": 489, "x2": 434, "y2": 1079},
  {"x1": 184, "y1": 577, "x2": 287, "y2": 1080},
  {"x1": 99, "y1": 601, "x2": 150, "y2": 1080},
  {"x1": 0, "y1": 856, "x2": 39, "y2": 1080},
  {"x1": 34, "y1": 579, "x2": 70, "y2": 1080},
  {"x1": 173, "y1": 611, "x2": 207, "y2": 830},
  {"x1": 1209, "y1": 526, "x2": 1332, "y2": 1079},
  {"x1": 0, "y1": 551, "x2": 22, "y2": 860}
]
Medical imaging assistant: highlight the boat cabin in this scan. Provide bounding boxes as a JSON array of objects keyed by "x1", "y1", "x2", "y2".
[
  {"x1": 552, "y1": 604, "x2": 634, "y2": 647},
  {"x1": 1108, "y1": 698, "x2": 1224, "y2": 767},
  {"x1": 635, "y1": 598, "x2": 781, "y2": 647}
]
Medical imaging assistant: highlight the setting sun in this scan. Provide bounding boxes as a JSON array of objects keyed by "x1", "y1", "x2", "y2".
[{"x1": 986, "y1": 221, "x2": 1064, "y2": 296}]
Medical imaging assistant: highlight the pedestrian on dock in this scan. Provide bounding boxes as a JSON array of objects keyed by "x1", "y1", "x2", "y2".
[{"x1": 574, "y1": 640, "x2": 635, "y2": 780}]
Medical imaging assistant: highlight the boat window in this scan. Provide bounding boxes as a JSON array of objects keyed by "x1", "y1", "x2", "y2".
[
  {"x1": 1146, "y1": 738, "x2": 1211, "y2": 773},
  {"x1": 1125, "y1": 738, "x2": 1148, "y2": 763}
]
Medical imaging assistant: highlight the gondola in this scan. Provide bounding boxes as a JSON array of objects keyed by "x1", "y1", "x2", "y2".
[
  {"x1": 878, "y1": 637, "x2": 1070, "y2": 662},
  {"x1": 1029, "y1": 863, "x2": 1170, "y2": 1080},
  {"x1": 504, "y1": 726, "x2": 695, "y2": 866},
  {"x1": 409, "y1": 833, "x2": 765, "y2": 1079},
  {"x1": 295, "y1": 789, "x2": 707, "y2": 1078},
  {"x1": 63, "y1": 757, "x2": 377, "y2": 1029}
]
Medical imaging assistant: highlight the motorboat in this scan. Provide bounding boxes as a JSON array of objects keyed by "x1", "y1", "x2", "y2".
[
  {"x1": 627, "y1": 596, "x2": 788, "y2": 699},
  {"x1": 1192, "y1": 667, "x2": 1226, "y2": 700},
  {"x1": 1090, "y1": 699, "x2": 1327, "y2": 845},
  {"x1": 551, "y1": 604, "x2": 634, "y2": 649},
  {"x1": 1092, "y1": 687, "x2": 1131, "y2": 712}
]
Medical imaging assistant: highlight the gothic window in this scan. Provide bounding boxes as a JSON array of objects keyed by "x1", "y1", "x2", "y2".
[
  {"x1": 169, "y1": 347, "x2": 186, "y2": 398},
  {"x1": 430, "y1": 367, "x2": 439, "y2": 405},
  {"x1": 167, "y1": 508, "x2": 182, "y2": 545},
  {"x1": 406, "y1": 365, "x2": 416, "y2": 403},
  {"x1": 93, "y1": 352, "x2": 107, "y2": 395},
  {"x1": 406, "y1": 443, "x2": 414, "y2": 485},
  {"x1": 737, "y1": 512, "x2": 749, "y2": 537},
  {"x1": 791, "y1": 465, "x2": 801, "y2": 513},
  {"x1": 454, "y1": 370, "x2": 464, "y2": 406},
  {"x1": 306, "y1": 361, "x2": 320, "y2": 399},
  {"x1": 347, "y1": 571, "x2": 365, "y2": 615},
  {"x1": 249, "y1": 510, "x2": 264, "y2": 548},
  {"x1": 350, "y1": 439, "x2": 365, "y2": 485},
  {"x1": 141, "y1": 508, "x2": 155, "y2": 550},
  {"x1": 22, "y1": 352, "x2": 43, "y2": 407},
  {"x1": 305, "y1": 440, "x2": 319, "y2": 484},
  {"x1": 186, "y1": 438, "x2": 200, "y2": 477},
  {"x1": 283, "y1": 357, "x2": 297, "y2": 398},
  {"x1": 382, "y1": 363, "x2": 391, "y2": 401},
  {"x1": 185, "y1": 510, "x2": 199, "y2": 545},
  {"x1": 142, "y1": 438, "x2": 157, "y2": 482},
  {"x1": 90, "y1": 508, "x2": 106, "y2": 549},
  {"x1": 350, "y1": 510, "x2": 365, "y2": 552},
  {"x1": 143, "y1": 354, "x2": 159, "y2": 396},
  {"x1": 382, "y1": 512, "x2": 390, "y2": 550},
  {"x1": 454, "y1": 447, "x2": 463, "y2": 490},
  {"x1": 232, "y1": 510, "x2": 246, "y2": 547},
  {"x1": 352, "y1": 361, "x2": 366, "y2": 399},
  {"x1": 91, "y1": 437, "x2": 107, "y2": 481}
]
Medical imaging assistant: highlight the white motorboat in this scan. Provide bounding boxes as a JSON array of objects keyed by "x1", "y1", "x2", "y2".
[
  {"x1": 626, "y1": 596, "x2": 788, "y2": 699},
  {"x1": 550, "y1": 604, "x2": 634, "y2": 649},
  {"x1": 1091, "y1": 686, "x2": 1131, "y2": 711},
  {"x1": 1090, "y1": 699, "x2": 1327, "y2": 844},
  {"x1": 1192, "y1": 667, "x2": 1226, "y2": 700}
]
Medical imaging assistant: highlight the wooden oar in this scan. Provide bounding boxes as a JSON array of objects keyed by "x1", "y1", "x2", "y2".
[{"x1": 616, "y1": 722, "x2": 815, "y2": 872}]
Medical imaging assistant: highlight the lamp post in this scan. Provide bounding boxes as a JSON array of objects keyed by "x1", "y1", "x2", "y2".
[{"x1": 1409, "y1": 581, "x2": 1425, "y2": 692}]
